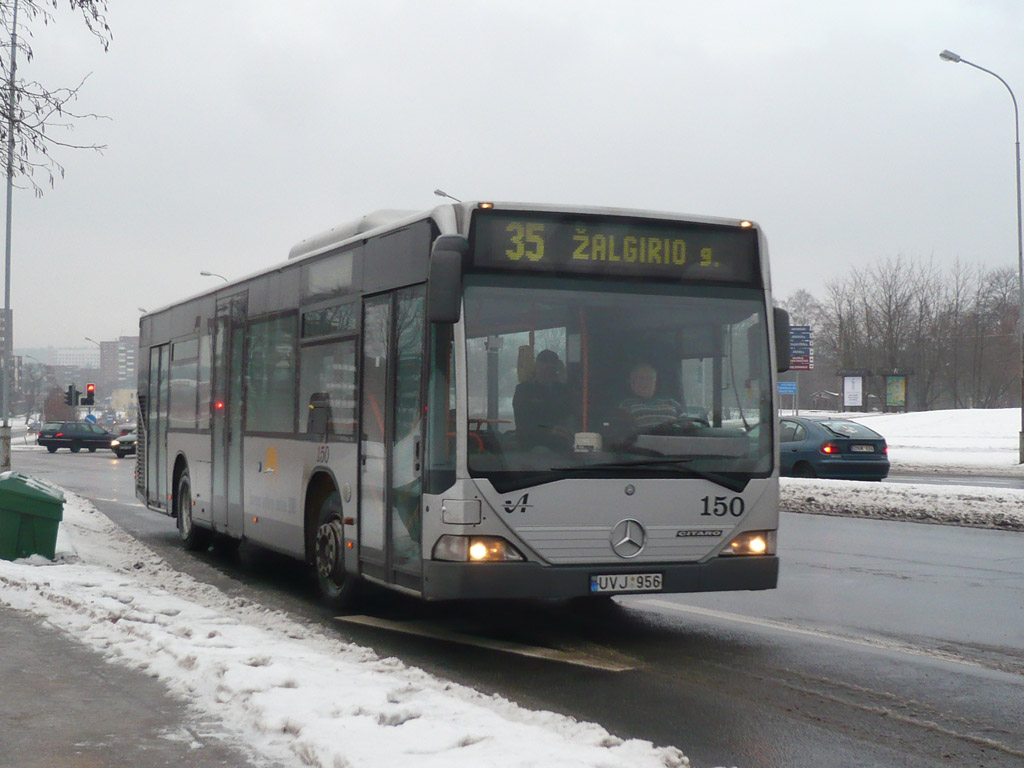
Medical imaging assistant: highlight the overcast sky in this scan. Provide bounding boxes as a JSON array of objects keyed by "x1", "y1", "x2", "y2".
[{"x1": 8, "y1": 0, "x2": 1024, "y2": 349}]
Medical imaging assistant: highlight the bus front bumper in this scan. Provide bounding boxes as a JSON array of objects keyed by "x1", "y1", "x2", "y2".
[{"x1": 420, "y1": 555, "x2": 778, "y2": 601}]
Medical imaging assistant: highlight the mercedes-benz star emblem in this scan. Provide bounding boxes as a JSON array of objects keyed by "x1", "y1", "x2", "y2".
[{"x1": 610, "y1": 518, "x2": 646, "y2": 559}]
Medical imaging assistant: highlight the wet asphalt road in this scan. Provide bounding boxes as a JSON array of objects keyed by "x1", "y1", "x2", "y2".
[{"x1": 12, "y1": 446, "x2": 1024, "y2": 768}]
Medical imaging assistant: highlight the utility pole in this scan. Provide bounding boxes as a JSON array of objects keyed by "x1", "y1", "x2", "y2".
[{"x1": 1, "y1": 0, "x2": 20, "y2": 472}]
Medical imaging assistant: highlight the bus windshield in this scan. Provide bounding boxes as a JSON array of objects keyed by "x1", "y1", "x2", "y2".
[{"x1": 462, "y1": 275, "x2": 774, "y2": 490}]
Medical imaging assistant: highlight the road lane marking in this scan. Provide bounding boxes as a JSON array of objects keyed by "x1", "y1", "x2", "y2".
[
  {"x1": 633, "y1": 598, "x2": 1019, "y2": 677},
  {"x1": 336, "y1": 615, "x2": 635, "y2": 672}
]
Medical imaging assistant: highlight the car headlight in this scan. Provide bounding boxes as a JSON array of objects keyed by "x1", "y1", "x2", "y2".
[
  {"x1": 111, "y1": 439, "x2": 121, "y2": 448},
  {"x1": 720, "y1": 530, "x2": 775, "y2": 556},
  {"x1": 432, "y1": 535, "x2": 525, "y2": 562}
]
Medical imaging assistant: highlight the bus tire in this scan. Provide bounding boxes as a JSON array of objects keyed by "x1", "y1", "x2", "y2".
[
  {"x1": 314, "y1": 490, "x2": 357, "y2": 608},
  {"x1": 176, "y1": 468, "x2": 211, "y2": 552}
]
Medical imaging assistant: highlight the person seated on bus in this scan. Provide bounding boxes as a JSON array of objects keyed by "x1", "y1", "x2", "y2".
[
  {"x1": 616, "y1": 363, "x2": 701, "y2": 435},
  {"x1": 307, "y1": 392, "x2": 333, "y2": 436},
  {"x1": 512, "y1": 349, "x2": 573, "y2": 450}
]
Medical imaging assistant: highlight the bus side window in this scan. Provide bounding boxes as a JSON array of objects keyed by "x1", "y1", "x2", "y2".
[{"x1": 299, "y1": 339, "x2": 357, "y2": 439}]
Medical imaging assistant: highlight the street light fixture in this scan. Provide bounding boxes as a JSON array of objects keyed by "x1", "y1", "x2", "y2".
[
  {"x1": 200, "y1": 270, "x2": 229, "y2": 283},
  {"x1": 939, "y1": 49, "x2": 1024, "y2": 464},
  {"x1": 84, "y1": 336, "x2": 101, "y2": 347},
  {"x1": 433, "y1": 189, "x2": 462, "y2": 203}
]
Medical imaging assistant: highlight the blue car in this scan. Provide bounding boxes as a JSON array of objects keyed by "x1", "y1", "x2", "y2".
[{"x1": 779, "y1": 417, "x2": 889, "y2": 480}]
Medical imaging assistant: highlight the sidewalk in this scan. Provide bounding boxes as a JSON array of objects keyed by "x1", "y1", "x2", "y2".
[{"x1": 0, "y1": 604, "x2": 263, "y2": 768}]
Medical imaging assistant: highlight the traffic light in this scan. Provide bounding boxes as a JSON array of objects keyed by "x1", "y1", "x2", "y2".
[
  {"x1": 81, "y1": 383, "x2": 96, "y2": 406},
  {"x1": 64, "y1": 385, "x2": 80, "y2": 406}
]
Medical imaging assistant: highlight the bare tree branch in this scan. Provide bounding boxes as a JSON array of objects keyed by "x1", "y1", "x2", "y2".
[{"x1": 0, "y1": 0, "x2": 110, "y2": 195}]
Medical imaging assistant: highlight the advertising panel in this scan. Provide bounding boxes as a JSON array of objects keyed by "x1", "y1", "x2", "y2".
[
  {"x1": 843, "y1": 376, "x2": 863, "y2": 407},
  {"x1": 885, "y1": 375, "x2": 906, "y2": 407}
]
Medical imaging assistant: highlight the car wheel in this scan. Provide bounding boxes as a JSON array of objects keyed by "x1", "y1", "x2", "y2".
[
  {"x1": 88, "y1": 447, "x2": 97, "y2": 453},
  {"x1": 793, "y1": 462, "x2": 817, "y2": 478},
  {"x1": 176, "y1": 468, "x2": 212, "y2": 552},
  {"x1": 46, "y1": 446, "x2": 57, "y2": 453},
  {"x1": 314, "y1": 490, "x2": 357, "y2": 609},
  {"x1": 70, "y1": 441, "x2": 82, "y2": 453}
]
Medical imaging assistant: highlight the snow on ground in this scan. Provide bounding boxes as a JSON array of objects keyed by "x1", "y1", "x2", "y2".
[
  {"x1": 781, "y1": 478, "x2": 1024, "y2": 531},
  {"x1": 0, "y1": 494, "x2": 687, "y2": 768},
  {"x1": 1, "y1": 409, "x2": 1022, "y2": 767},
  {"x1": 853, "y1": 407, "x2": 1020, "y2": 472}
]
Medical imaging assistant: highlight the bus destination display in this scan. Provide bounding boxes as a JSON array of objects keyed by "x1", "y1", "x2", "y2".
[{"x1": 471, "y1": 210, "x2": 760, "y2": 284}]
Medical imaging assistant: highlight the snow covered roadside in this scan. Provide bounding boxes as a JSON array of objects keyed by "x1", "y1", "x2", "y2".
[
  {"x1": 0, "y1": 494, "x2": 687, "y2": 768},
  {"x1": 781, "y1": 479, "x2": 1024, "y2": 531},
  {"x1": 857, "y1": 408, "x2": 1021, "y2": 475}
]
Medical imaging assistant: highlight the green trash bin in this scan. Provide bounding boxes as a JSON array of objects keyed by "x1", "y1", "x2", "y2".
[{"x1": 0, "y1": 471, "x2": 66, "y2": 561}]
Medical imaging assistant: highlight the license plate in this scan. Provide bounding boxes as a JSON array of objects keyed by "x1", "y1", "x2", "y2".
[
  {"x1": 590, "y1": 573, "x2": 663, "y2": 593},
  {"x1": 851, "y1": 444, "x2": 874, "y2": 453}
]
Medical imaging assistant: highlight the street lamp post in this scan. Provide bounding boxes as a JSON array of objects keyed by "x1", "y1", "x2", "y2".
[
  {"x1": 1, "y1": 0, "x2": 20, "y2": 472},
  {"x1": 200, "y1": 270, "x2": 229, "y2": 283},
  {"x1": 940, "y1": 49, "x2": 1024, "y2": 464}
]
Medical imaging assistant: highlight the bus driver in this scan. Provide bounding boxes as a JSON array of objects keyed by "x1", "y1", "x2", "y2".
[{"x1": 617, "y1": 363, "x2": 689, "y2": 430}]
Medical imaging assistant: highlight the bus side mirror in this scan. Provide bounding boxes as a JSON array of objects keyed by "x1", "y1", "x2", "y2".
[
  {"x1": 427, "y1": 235, "x2": 468, "y2": 324},
  {"x1": 773, "y1": 307, "x2": 791, "y2": 373}
]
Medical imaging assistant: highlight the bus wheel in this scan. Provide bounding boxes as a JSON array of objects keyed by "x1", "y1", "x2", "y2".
[
  {"x1": 176, "y1": 469, "x2": 211, "y2": 552},
  {"x1": 314, "y1": 491, "x2": 356, "y2": 608}
]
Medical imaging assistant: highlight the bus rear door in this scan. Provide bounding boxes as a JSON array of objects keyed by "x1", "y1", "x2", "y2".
[{"x1": 211, "y1": 293, "x2": 247, "y2": 536}]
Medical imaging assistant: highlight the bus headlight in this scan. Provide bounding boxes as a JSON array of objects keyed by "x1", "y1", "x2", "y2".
[
  {"x1": 432, "y1": 535, "x2": 525, "y2": 562},
  {"x1": 721, "y1": 530, "x2": 774, "y2": 556}
]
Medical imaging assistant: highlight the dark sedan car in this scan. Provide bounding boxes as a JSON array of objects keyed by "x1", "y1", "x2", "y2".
[
  {"x1": 36, "y1": 421, "x2": 116, "y2": 453},
  {"x1": 779, "y1": 417, "x2": 889, "y2": 480},
  {"x1": 110, "y1": 430, "x2": 137, "y2": 459}
]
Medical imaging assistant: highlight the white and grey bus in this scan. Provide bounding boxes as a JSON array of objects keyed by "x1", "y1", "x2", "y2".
[{"x1": 137, "y1": 202, "x2": 790, "y2": 606}]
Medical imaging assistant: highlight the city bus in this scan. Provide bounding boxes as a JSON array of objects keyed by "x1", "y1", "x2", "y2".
[{"x1": 137, "y1": 201, "x2": 790, "y2": 606}]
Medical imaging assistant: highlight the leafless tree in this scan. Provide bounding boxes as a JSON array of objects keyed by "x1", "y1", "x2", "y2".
[
  {"x1": 0, "y1": 0, "x2": 110, "y2": 195},
  {"x1": 808, "y1": 254, "x2": 1019, "y2": 411}
]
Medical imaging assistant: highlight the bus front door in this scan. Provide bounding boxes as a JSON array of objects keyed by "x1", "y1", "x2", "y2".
[{"x1": 359, "y1": 287, "x2": 425, "y2": 588}]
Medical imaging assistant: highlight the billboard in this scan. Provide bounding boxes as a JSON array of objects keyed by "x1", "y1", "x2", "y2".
[
  {"x1": 885, "y1": 375, "x2": 906, "y2": 408},
  {"x1": 843, "y1": 376, "x2": 863, "y2": 407}
]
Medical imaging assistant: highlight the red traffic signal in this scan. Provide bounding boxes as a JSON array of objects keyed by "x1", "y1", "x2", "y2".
[{"x1": 81, "y1": 382, "x2": 96, "y2": 406}]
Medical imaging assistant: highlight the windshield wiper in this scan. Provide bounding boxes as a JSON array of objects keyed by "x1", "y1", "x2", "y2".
[{"x1": 550, "y1": 459, "x2": 749, "y2": 492}]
